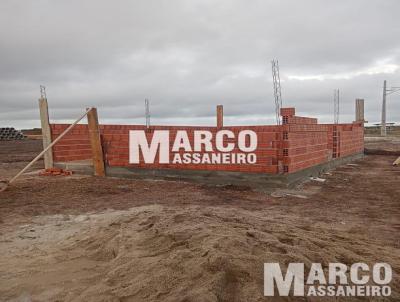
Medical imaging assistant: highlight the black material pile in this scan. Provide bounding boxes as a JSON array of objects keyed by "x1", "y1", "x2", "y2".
[{"x1": 0, "y1": 127, "x2": 26, "y2": 141}]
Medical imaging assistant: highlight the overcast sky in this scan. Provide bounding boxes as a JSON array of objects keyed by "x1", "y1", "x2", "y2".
[{"x1": 0, "y1": 0, "x2": 399, "y2": 129}]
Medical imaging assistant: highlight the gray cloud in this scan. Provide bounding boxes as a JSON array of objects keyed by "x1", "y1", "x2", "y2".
[{"x1": 0, "y1": 0, "x2": 399, "y2": 129}]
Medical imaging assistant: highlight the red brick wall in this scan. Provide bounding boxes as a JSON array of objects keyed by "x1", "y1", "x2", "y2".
[
  {"x1": 51, "y1": 124, "x2": 92, "y2": 162},
  {"x1": 336, "y1": 123, "x2": 364, "y2": 157},
  {"x1": 281, "y1": 125, "x2": 330, "y2": 173},
  {"x1": 50, "y1": 107, "x2": 364, "y2": 174},
  {"x1": 279, "y1": 109, "x2": 364, "y2": 173},
  {"x1": 50, "y1": 124, "x2": 282, "y2": 173},
  {"x1": 102, "y1": 125, "x2": 281, "y2": 173}
]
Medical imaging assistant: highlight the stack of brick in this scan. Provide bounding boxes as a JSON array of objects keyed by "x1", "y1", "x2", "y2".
[{"x1": 39, "y1": 167, "x2": 72, "y2": 176}]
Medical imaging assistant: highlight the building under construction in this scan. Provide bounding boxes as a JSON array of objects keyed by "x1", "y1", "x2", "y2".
[{"x1": 45, "y1": 104, "x2": 364, "y2": 189}]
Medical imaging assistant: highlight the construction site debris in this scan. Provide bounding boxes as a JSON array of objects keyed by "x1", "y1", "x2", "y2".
[
  {"x1": 310, "y1": 177, "x2": 326, "y2": 183},
  {"x1": 39, "y1": 167, "x2": 72, "y2": 176}
]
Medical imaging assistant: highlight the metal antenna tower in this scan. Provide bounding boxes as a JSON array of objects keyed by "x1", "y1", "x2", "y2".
[
  {"x1": 381, "y1": 80, "x2": 400, "y2": 136},
  {"x1": 145, "y1": 98, "x2": 150, "y2": 129},
  {"x1": 40, "y1": 85, "x2": 47, "y2": 99},
  {"x1": 334, "y1": 89, "x2": 339, "y2": 124},
  {"x1": 271, "y1": 59, "x2": 283, "y2": 125}
]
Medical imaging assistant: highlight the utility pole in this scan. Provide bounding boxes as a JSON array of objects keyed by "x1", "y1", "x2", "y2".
[
  {"x1": 381, "y1": 80, "x2": 387, "y2": 136},
  {"x1": 271, "y1": 59, "x2": 283, "y2": 125},
  {"x1": 381, "y1": 80, "x2": 400, "y2": 136}
]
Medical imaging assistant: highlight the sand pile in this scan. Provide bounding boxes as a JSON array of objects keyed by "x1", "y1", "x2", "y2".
[
  {"x1": 2, "y1": 202, "x2": 398, "y2": 301},
  {"x1": 58, "y1": 205, "x2": 281, "y2": 302}
]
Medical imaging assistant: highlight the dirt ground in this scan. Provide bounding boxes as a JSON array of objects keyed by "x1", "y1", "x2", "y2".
[
  {"x1": 364, "y1": 136, "x2": 400, "y2": 155},
  {"x1": 0, "y1": 140, "x2": 399, "y2": 302}
]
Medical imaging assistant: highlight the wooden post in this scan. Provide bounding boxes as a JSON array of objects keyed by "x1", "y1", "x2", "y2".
[
  {"x1": 355, "y1": 99, "x2": 365, "y2": 122},
  {"x1": 2, "y1": 108, "x2": 92, "y2": 192},
  {"x1": 217, "y1": 105, "x2": 223, "y2": 128},
  {"x1": 38, "y1": 98, "x2": 54, "y2": 169},
  {"x1": 87, "y1": 108, "x2": 105, "y2": 176}
]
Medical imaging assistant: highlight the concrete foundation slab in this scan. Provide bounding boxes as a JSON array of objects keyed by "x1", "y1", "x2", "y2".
[{"x1": 55, "y1": 152, "x2": 364, "y2": 192}]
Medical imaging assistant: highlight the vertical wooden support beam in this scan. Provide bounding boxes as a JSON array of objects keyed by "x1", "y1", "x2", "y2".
[
  {"x1": 87, "y1": 108, "x2": 105, "y2": 176},
  {"x1": 38, "y1": 97, "x2": 53, "y2": 169},
  {"x1": 217, "y1": 105, "x2": 223, "y2": 128},
  {"x1": 355, "y1": 98, "x2": 365, "y2": 122}
]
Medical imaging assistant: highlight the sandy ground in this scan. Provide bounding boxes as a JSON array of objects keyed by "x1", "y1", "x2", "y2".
[
  {"x1": 364, "y1": 136, "x2": 400, "y2": 154},
  {"x1": 0, "y1": 140, "x2": 399, "y2": 302}
]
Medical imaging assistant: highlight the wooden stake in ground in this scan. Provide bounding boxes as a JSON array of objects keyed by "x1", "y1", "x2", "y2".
[
  {"x1": 87, "y1": 108, "x2": 105, "y2": 176},
  {"x1": 0, "y1": 108, "x2": 93, "y2": 192},
  {"x1": 39, "y1": 97, "x2": 54, "y2": 169}
]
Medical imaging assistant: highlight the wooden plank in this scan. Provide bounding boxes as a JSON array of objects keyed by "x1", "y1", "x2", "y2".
[
  {"x1": 87, "y1": 108, "x2": 105, "y2": 176},
  {"x1": 38, "y1": 98, "x2": 54, "y2": 169}
]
